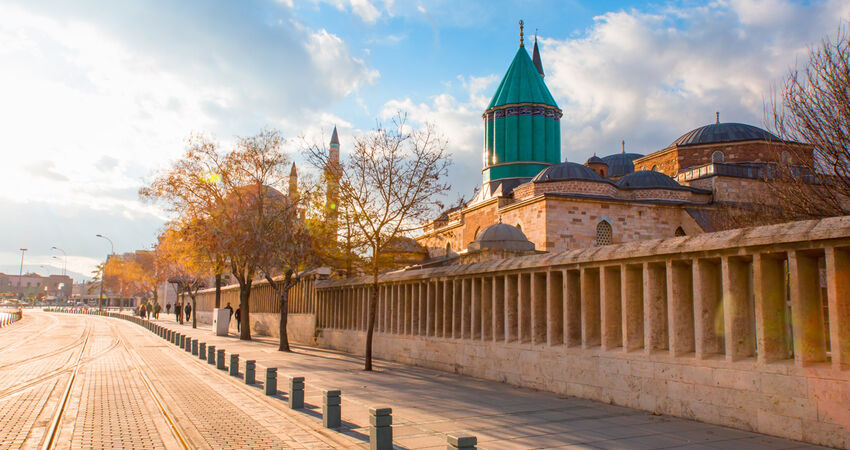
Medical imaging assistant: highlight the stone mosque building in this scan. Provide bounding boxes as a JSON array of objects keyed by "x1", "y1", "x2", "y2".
[{"x1": 405, "y1": 32, "x2": 812, "y2": 261}]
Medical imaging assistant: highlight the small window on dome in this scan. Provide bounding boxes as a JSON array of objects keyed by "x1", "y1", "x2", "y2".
[
  {"x1": 516, "y1": 223, "x2": 522, "y2": 232},
  {"x1": 711, "y1": 151, "x2": 724, "y2": 163},
  {"x1": 675, "y1": 226, "x2": 686, "y2": 237},
  {"x1": 473, "y1": 226, "x2": 480, "y2": 240},
  {"x1": 596, "y1": 221, "x2": 612, "y2": 246}
]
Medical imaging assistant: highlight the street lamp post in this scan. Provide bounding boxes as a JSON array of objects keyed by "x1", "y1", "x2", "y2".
[
  {"x1": 96, "y1": 234, "x2": 114, "y2": 310},
  {"x1": 51, "y1": 246, "x2": 67, "y2": 276},
  {"x1": 17, "y1": 248, "x2": 27, "y2": 302}
]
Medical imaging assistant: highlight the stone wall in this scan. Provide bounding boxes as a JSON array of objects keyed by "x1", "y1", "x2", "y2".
[
  {"x1": 634, "y1": 141, "x2": 813, "y2": 178},
  {"x1": 315, "y1": 216, "x2": 850, "y2": 448}
]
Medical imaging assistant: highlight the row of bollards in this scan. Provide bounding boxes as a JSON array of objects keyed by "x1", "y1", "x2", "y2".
[{"x1": 50, "y1": 307, "x2": 478, "y2": 449}]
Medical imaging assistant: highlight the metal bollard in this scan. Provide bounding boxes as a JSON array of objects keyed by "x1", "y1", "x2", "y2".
[
  {"x1": 369, "y1": 407, "x2": 393, "y2": 450},
  {"x1": 229, "y1": 354, "x2": 239, "y2": 377},
  {"x1": 199, "y1": 342, "x2": 206, "y2": 360},
  {"x1": 446, "y1": 433, "x2": 477, "y2": 450},
  {"x1": 245, "y1": 361, "x2": 256, "y2": 385},
  {"x1": 178, "y1": 334, "x2": 184, "y2": 347},
  {"x1": 322, "y1": 389, "x2": 341, "y2": 429},
  {"x1": 207, "y1": 346, "x2": 216, "y2": 365},
  {"x1": 192, "y1": 339, "x2": 198, "y2": 356},
  {"x1": 216, "y1": 349, "x2": 226, "y2": 370},
  {"x1": 265, "y1": 368, "x2": 277, "y2": 396},
  {"x1": 289, "y1": 377, "x2": 304, "y2": 409},
  {"x1": 185, "y1": 337, "x2": 192, "y2": 352}
]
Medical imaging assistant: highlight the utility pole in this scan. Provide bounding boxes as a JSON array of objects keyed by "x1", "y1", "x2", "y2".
[
  {"x1": 17, "y1": 248, "x2": 27, "y2": 301},
  {"x1": 96, "y1": 234, "x2": 114, "y2": 310},
  {"x1": 52, "y1": 246, "x2": 67, "y2": 276}
]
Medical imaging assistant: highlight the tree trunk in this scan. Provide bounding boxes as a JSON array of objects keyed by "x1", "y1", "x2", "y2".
[
  {"x1": 214, "y1": 273, "x2": 222, "y2": 309},
  {"x1": 279, "y1": 286, "x2": 290, "y2": 352},
  {"x1": 364, "y1": 270, "x2": 379, "y2": 371},
  {"x1": 239, "y1": 281, "x2": 252, "y2": 340}
]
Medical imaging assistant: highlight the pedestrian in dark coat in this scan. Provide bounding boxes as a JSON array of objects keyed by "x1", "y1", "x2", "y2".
[
  {"x1": 235, "y1": 307, "x2": 241, "y2": 332},
  {"x1": 184, "y1": 303, "x2": 192, "y2": 322},
  {"x1": 166, "y1": 303, "x2": 171, "y2": 315}
]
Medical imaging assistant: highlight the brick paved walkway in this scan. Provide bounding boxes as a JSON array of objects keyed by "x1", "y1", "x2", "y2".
[
  {"x1": 0, "y1": 311, "x2": 354, "y2": 449},
  {"x1": 143, "y1": 313, "x2": 832, "y2": 450}
]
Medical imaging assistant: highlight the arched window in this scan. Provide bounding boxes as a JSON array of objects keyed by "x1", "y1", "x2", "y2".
[
  {"x1": 473, "y1": 226, "x2": 481, "y2": 240},
  {"x1": 781, "y1": 151, "x2": 792, "y2": 165},
  {"x1": 651, "y1": 165, "x2": 659, "y2": 172},
  {"x1": 711, "y1": 151, "x2": 724, "y2": 163},
  {"x1": 445, "y1": 242, "x2": 452, "y2": 256},
  {"x1": 675, "y1": 226, "x2": 686, "y2": 237},
  {"x1": 516, "y1": 223, "x2": 522, "y2": 232},
  {"x1": 596, "y1": 221, "x2": 612, "y2": 246}
]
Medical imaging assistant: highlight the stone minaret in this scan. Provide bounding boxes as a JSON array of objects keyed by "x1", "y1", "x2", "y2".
[
  {"x1": 325, "y1": 126, "x2": 341, "y2": 235},
  {"x1": 289, "y1": 162, "x2": 298, "y2": 198}
]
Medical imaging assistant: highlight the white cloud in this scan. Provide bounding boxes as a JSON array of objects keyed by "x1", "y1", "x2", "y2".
[{"x1": 0, "y1": 1, "x2": 378, "y2": 276}]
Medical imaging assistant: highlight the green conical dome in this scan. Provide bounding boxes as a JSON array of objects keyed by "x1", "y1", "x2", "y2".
[
  {"x1": 482, "y1": 44, "x2": 562, "y2": 185},
  {"x1": 487, "y1": 46, "x2": 557, "y2": 109}
]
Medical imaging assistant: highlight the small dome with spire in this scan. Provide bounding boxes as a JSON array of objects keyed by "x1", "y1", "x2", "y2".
[{"x1": 468, "y1": 223, "x2": 535, "y2": 252}]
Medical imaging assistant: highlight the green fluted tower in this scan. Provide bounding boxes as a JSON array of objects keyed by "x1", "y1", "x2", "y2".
[{"x1": 482, "y1": 30, "x2": 562, "y2": 185}]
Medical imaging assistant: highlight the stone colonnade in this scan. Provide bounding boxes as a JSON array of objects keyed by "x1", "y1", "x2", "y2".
[{"x1": 315, "y1": 217, "x2": 850, "y2": 447}]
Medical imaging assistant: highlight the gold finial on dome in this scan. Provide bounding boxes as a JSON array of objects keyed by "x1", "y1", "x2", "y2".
[{"x1": 519, "y1": 20, "x2": 524, "y2": 47}]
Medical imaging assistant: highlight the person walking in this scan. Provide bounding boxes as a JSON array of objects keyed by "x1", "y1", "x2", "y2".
[
  {"x1": 234, "y1": 307, "x2": 241, "y2": 332},
  {"x1": 153, "y1": 302, "x2": 161, "y2": 319},
  {"x1": 145, "y1": 302, "x2": 151, "y2": 320},
  {"x1": 166, "y1": 303, "x2": 171, "y2": 315},
  {"x1": 175, "y1": 303, "x2": 182, "y2": 324},
  {"x1": 184, "y1": 303, "x2": 192, "y2": 322},
  {"x1": 139, "y1": 303, "x2": 146, "y2": 318}
]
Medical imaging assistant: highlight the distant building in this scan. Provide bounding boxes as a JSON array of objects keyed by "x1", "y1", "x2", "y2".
[{"x1": 0, "y1": 272, "x2": 73, "y2": 300}]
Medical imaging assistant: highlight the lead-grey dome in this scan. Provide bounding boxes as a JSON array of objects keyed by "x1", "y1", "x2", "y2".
[
  {"x1": 468, "y1": 223, "x2": 535, "y2": 252},
  {"x1": 601, "y1": 153, "x2": 643, "y2": 177},
  {"x1": 532, "y1": 161, "x2": 604, "y2": 183},
  {"x1": 617, "y1": 170, "x2": 681, "y2": 189},
  {"x1": 672, "y1": 122, "x2": 778, "y2": 147},
  {"x1": 586, "y1": 155, "x2": 606, "y2": 165}
]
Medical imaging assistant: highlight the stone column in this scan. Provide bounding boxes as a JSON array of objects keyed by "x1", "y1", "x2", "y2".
[
  {"x1": 546, "y1": 270, "x2": 563, "y2": 346},
  {"x1": 426, "y1": 281, "x2": 434, "y2": 337},
  {"x1": 471, "y1": 278, "x2": 481, "y2": 340},
  {"x1": 580, "y1": 267, "x2": 601, "y2": 348},
  {"x1": 788, "y1": 250, "x2": 827, "y2": 366},
  {"x1": 453, "y1": 279, "x2": 462, "y2": 338},
  {"x1": 721, "y1": 256, "x2": 755, "y2": 361},
  {"x1": 643, "y1": 262, "x2": 668, "y2": 353},
  {"x1": 481, "y1": 276, "x2": 492, "y2": 341},
  {"x1": 621, "y1": 264, "x2": 643, "y2": 351},
  {"x1": 564, "y1": 270, "x2": 582, "y2": 347},
  {"x1": 753, "y1": 253, "x2": 789, "y2": 363},
  {"x1": 518, "y1": 273, "x2": 532, "y2": 343},
  {"x1": 600, "y1": 265, "x2": 622, "y2": 351},
  {"x1": 405, "y1": 284, "x2": 413, "y2": 335},
  {"x1": 412, "y1": 282, "x2": 420, "y2": 335},
  {"x1": 693, "y1": 258, "x2": 723, "y2": 358},
  {"x1": 443, "y1": 280, "x2": 452, "y2": 338},
  {"x1": 667, "y1": 260, "x2": 694, "y2": 356},
  {"x1": 826, "y1": 246, "x2": 850, "y2": 370},
  {"x1": 419, "y1": 282, "x2": 427, "y2": 336},
  {"x1": 505, "y1": 274, "x2": 518, "y2": 342},
  {"x1": 492, "y1": 276, "x2": 505, "y2": 342}
]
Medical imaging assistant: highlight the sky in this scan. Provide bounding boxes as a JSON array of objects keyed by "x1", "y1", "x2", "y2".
[{"x1": 0, "y1": 0, "x2": 847, "y2": 280}]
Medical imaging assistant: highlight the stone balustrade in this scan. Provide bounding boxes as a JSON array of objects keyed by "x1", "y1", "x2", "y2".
[{"x1": 313, "y1": 216, "x2": 850, "y2": 447}]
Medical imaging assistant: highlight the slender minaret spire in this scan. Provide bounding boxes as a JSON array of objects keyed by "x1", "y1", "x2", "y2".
[
  {"x1": 519, "y1": 20, "x2": 524, "y2": 47},
  {"x1": 325, "y1": 126, "x2": 341, "y2": 237},
  {"x1": 289, "y1": 162, "x2": 298, "y2": 198},
  {"x1": 716, "y1": 111, "x2": 720, "y2": 124},
  {"x1": 532, "y1": 33, "x2": 544, "y2": 78},
  {"x1": 621, "y1": 140, "x2": 625, "y2": 154}
]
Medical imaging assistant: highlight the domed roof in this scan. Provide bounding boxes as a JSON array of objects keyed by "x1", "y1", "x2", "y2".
[
  {"x1": 385, "y1": 237, "x2": 427, "y2": 254},
  {"x1": 617, "y1": 170, "x2": 681, "y2": 189},
  {"x1": 531, "y1": 161, "x2": 604, "y2": 183},
  {"x1": 586, "y1": 155, "x2": 607, "y2": 165},
  {"x1": 601, "y1": 153, "x2": 643, "y2": 177},
  {"x1": 468, "y1": 223, "x2": 535, "y2": 252},
  {"x1": 487, "y1": 46, "x2": 558, "y2": 110},
  {"x1": 672, "y1": 122, "x2": 778, "y2": 147}
]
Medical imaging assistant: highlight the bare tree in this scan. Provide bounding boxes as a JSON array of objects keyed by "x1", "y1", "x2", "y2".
[
  {"x1": 255, "y1": 190, "x2": 321, "y2": 352},
  {"x1": 306, "y1": 113, "x2": 451, "y2": 371},
  {"x1": 761, "y1": 24, "x2": 850, "y2": 221}
]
